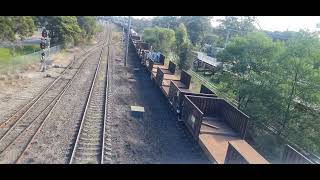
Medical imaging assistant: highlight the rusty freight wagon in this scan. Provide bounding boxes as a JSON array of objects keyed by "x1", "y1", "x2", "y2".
[
  {"x1": 152, "y1": 61, "x2": 177, "y2": 83},
  {"x1": 181, "y1": 95, "x2": 269, "y2": 164},
  {"x1": 155, "y1": 69, "x2": 191, "y2": 98},
  {"x1": 168, "y1": 84, "x2": 217, "y2": 118}
]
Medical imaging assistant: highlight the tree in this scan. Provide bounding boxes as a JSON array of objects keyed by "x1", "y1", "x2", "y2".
[
  {"x1": 179, "y1": 16, "x2": 213, "y2": 45},
  {"x1": 276, "y1": 31, "x2": 320, "y2": 138},
  {"x1": 202, "y1": 33, "x2": 219, "y2": 46},
  {"x1": 178, "y1": 42, "x2": 193, "y2": 70},
  {"x1": 216, "y1": 30, "x2": 320, "y2": 158},
  {"x1": 143, "y1": 27, "x2": 176, "y2": 55},
  {"x1": 131, "y1": 17, "x2": 152, "y2": 34},
  {"x1": 77, "y1": 16, "x2": 98, "y2": 40},
  {"x1": 215, "y1": 16, "x2": 257, "y2": 46},
  {"x1": 36, "y1": 16, "x2": 82, "y2": 47},
  {"x1": 33, "y1": 16, "x2": 100, "y2": 47},
  {"x1": 175, "y1": 23, "x2": 193, "y2": 70},
  {"x1": 152, "y1": 16, "x2": 179, "y2": 29},
  {"x1": 13, "y1": 16, "x2": 35, "y2": 40},
  {"x1": 33, "y1": 16, "x2": 48, "y2": 27},
  {"x1": 218, "y1": 32, "x2": 284, "y2": 122},
  {"x1": 0, "y1": 16, "x2": 15, "y2": 41},
  {"x1": 0, "y1": 16, "x2": 35, "y2": 41},
  {"x1": 264, "y1": 30, "x2": 298, "y2": 41}
]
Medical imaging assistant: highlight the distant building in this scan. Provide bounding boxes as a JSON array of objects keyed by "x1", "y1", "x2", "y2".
[{"x1": 192, "y1": 51, "x2": 223, "y2": 75}]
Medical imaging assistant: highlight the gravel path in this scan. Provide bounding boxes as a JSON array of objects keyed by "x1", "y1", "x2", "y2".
[{"x1": 108, "y1": 25, "x2": 209, "y2": 164}]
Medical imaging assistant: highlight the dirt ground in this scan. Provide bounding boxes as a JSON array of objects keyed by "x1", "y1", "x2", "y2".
[
  {"x1": 108, "y1": 26, "x2": 209, "y2": 164},
  {"x1": 0, "y1": 43, "x2": 95, "y2": 124}
]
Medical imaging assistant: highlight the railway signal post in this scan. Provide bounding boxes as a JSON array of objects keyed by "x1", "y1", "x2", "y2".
[{"x1": 40, "y1": 28, "x2": 49, "y2": 72}]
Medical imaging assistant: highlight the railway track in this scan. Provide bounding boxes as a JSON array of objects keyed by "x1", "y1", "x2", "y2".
[
  {"x1": 69, "y1": 24, "x2": 112, "y2": 164},
  {"x1": 0, "y1": 33, "x2": 107, "y2": 164},
  {"x1": 0, "y1": 40, "x2": 106, "y2": 130}
]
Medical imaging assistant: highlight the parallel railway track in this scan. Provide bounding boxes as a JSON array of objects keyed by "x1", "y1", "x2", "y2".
[
  {"x1": 0, "y1": 40, "x2": 106, "y2": 129},
  {"x1": 69, "y1": 24, "x2": 112, "y2": 164},
  {"x1": 0, "y1": 32, "x2": 108, "y2": 164}
]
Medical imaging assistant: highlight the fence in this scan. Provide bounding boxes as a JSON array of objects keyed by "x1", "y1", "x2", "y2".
[
  {"x1": 187, "y1": 69, "x2": 239, "y2": 107},
  {"x1": 0, "y1": 45, "x2": 61, "y2": 74}
]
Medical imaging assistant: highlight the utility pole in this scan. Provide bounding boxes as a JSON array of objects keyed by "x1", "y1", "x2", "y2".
[
  {"x1": 124, "y1": 16, "x2": 131, "y2": 67},
  {"x1": 224, "y1": 29, "x2": 230, "y2": 49},
  {"x1": 122, "y1": 26, "x2": 124, "y2": 44}
]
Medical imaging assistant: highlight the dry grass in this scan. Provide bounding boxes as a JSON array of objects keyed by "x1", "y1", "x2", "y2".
[{"x1": 51, "y1": 47, "x2": 81, "y2": 66}]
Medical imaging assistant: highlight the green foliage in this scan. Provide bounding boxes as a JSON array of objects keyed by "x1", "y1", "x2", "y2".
[
  {"x1": 265, "y1": 30, "x2": 299, "y2": 41},
  {"x1": 0, "y1": 45, "x2": 40, "y2": 58},
  {"x1": 131, "y1": 18, "x2": 152, "y2": 34},
  {"x1": 0, "y1": 16, "x2": 35, "y2": 41},
  {"x1": 179, "y1": 16, "x2": 213, "y2": 45},
  {"x1": 202, "y1": 33, "x2": 219, "y2": 46},
  {"x1": 178, "y1": 41, "x2": 193, "y2": 70},
  {"x1": 215, "y1": 16, "x2": 257, "y2": 46},
  {"x1": 33, "y1": 16, "x2": 99, "y2": 47},
  {"x1": 218, "y1": 32, "x2": 284, "y2": 75},
  {"x1": 175, "y1": 24, "x2": 188, "y2": 46},
  {"x1": 175, "y1": 23, "x2": 193, "y2": 70},
  {"x1": 0, "y1": 17, "x2": 15, "y2": 41},
  {"x1": 216, "y1": 30, "x2": 320, "y2": 159},
  {"x1": 152, "y1": 16, "x2": 179, "y2": 29},
  {"x1": 143, "y1": 27, "x2": 176, "y2": 55},
  {"x1": 275, "y1": 31, "x2": 320, "y2": 152},
  {"x1": 77, "y1": 16, "x2": 98, "y2": 40},
  {"x1": 217, "y1": 16, "x2": 257, "y2": 33},
  {"x1": 14, "y1": 16, "x2": 35, "y2": 40},
  {"x1": 11, "y1": 45, "x2": 40, "y2": 56},
  {"x1": 0, "y1": 48, "x2": 11, "y2": 62},
  {"x1": 37, "y1": 16, "x2": 82, "y2": 47}
]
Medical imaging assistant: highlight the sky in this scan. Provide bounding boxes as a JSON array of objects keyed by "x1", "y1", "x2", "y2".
[{"x1": 132, "y1": 16, "x2": 320, "y2": 32}]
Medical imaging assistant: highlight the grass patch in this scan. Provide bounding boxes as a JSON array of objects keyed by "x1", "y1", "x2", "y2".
[
  {"x1": 0, "y1": 45, "x2": 42, "y2": 73},
  {"x1": 0, "y1": 45, "x2": 40, "y2": 57},
  {"x1": 0, "y1": 45, "x2": 41, "y2": 63},
  {"x1": 0, "y1": 48, "x2": 12, "y2": 63},
  {"x1": 11, "y1": 45, "x2": 41, "y2": 56}
]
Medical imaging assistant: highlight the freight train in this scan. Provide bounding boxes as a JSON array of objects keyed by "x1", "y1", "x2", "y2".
[{"x1": 113, "y1": 20, "x2": 314, "y2": 164}]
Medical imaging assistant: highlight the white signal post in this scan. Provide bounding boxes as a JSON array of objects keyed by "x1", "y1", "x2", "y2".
[{"x1": 124, "y1": 16, "x2": 131, "y2": 67}]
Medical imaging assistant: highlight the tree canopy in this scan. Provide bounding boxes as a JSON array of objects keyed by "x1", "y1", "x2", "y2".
[
  {"x1": 33, "y1": 16, "x2": 99, "y2": 47},
  {"x1": 143, "y1": 27, "x2": 176, "y2": 55},
  {"x1": 175, "y1": 23, "x2": 193, "y2": 70},
  {"x1": 179, "y1": 16, "x2": 213, "y2": 45},
  {"x1": 216, "y1": 30, "x2": 320, "y2": 159},
  {"x1": 152, "y1": 16, "x2": 180, "y2": 29},
  {"x1": 0, "y1": 16, "x2": 35, "y2": 41}
]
